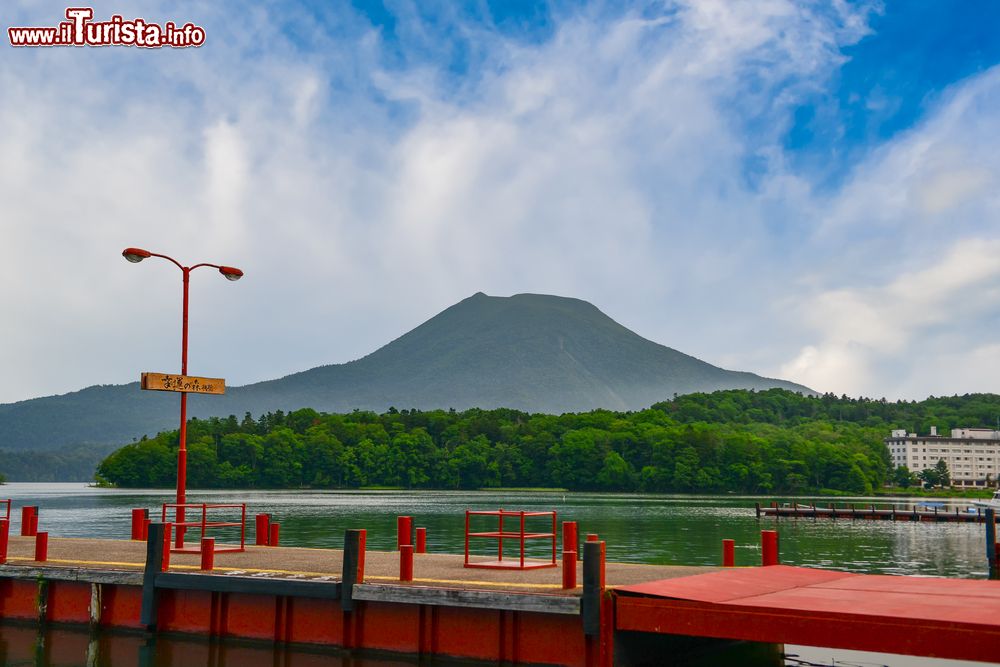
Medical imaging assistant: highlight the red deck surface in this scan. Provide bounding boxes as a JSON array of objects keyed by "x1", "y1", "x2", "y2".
[{"x1": 615, "y1": 565, "x2": 1000, "y2": 663}]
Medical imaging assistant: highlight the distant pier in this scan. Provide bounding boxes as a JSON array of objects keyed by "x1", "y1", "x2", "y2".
[{"x1": 756, "y1": 501, "x2": 996, "y2": 522}]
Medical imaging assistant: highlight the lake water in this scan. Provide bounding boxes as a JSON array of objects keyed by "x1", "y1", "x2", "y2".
[{"x1": 1, "y1": 483, "x2": 997, "y2": 666}]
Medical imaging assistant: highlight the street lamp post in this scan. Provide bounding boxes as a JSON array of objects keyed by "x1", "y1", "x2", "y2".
[{"x1": 123, "y1": 248, "x2": 243, "y2": 548}]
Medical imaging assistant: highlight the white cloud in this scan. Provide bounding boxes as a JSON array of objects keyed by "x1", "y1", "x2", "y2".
[
  {"x1": 0, "y1": 0, "x2": 996, "y2": 406},
  {"x1": 781, "y1": 239, "x2": 1000, "y2": 396}
]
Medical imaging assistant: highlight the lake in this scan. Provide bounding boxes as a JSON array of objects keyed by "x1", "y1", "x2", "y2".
[{"x1": 0, "y1": 483, "x2": 996, "y2": 666}]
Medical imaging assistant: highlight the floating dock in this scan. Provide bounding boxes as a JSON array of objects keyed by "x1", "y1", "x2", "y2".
[
  {"x1": 756, "y1": 501, "x2": 996, "y2": 522},
  {"x1": 2, "y1": 528, "x2": 1000, "y2": 666}
]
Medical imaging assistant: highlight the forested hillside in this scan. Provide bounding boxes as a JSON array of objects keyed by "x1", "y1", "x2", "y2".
[
  {"x1": 0, "y1": 443, "x2": 118, "y2": 482},
  {"x1": 94, "y1": 389, "x2": 1000, "y2": 494}
]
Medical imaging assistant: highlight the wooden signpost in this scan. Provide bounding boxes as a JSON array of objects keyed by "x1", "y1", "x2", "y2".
[{"x1": 141, "y1": 373, "x2": 225, "y2": 395}]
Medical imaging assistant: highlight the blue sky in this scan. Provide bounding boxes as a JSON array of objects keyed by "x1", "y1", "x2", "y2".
[
  {"x1": 2, "y1": 0, "x2": 1000, "y2": 404},
  {"x1": 786, "y1": 0, "x2": 1000, "y2": 184}
]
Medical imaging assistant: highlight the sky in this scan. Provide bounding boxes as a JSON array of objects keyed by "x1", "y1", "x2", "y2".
[{"x1": 1, "y1": 0, "x2": 999, "y2": 405}]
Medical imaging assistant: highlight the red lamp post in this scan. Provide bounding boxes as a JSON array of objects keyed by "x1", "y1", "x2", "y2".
[{"x1": 123, "y1": 248, "x2": 243, "y2": 547}]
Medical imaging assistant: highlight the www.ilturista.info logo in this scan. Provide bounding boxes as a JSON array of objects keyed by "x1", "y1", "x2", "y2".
[{"x1": 8, "y1": 8, "x2": 205, "y2": 48}]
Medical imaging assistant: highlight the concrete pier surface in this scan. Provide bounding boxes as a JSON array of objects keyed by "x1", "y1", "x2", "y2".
[{"x1": 1, "y1": 535, "x2": 713, "y2": 593}]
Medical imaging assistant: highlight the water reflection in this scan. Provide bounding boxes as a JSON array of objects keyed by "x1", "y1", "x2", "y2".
[
  {"x1": 0, "y1": 623, "x2": 790, "y2": 667},
  {"x1": 0, "y1": 622, "x2": 470, "y2": 667},
  {"x1": 2, "y1": 624, "x2": 994, "y2": 667}
]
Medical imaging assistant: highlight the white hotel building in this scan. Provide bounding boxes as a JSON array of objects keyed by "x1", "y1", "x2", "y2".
[{"x1": 886, "y1": 427, "x2": 1000, "y2": 488}]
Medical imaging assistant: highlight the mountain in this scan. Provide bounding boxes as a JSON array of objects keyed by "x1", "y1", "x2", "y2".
[{"x1": 0, "y1": 292, "x2": 811, "y2": 452}]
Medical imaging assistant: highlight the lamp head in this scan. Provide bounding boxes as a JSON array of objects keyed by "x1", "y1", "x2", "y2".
[
  {"x1": 122, "y1": 247, "x2": 151, "y2": 263},
  {"x1": 219, "y1": 266, "x2": 243, "y2": 281}
]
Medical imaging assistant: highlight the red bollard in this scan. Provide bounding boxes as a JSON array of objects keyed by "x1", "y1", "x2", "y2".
[
  {"x1": 30, "y1": 511, "x2": 38, "y2": 537},
  {"x1": 0, "y1": 519, "x2": 8, "y2": 565},
  {"x1": 21, "y1": 506, "x2": 36, "y2": 537},
  {"x1": 162, "y1": 523, "x2": 172, "y2": 572},
  {"x1": 34, "y1": 532, "x2": 48, "y2": 562},
  {"x1": 200, "y1": 537, "x2": 215, "y2": 571},
  {"x1": 415, "y1": 527, "x2": 427, "y2": 554},
  {"x1": 761, "y1": 530, "x2": 779, "y2": 566},
  {"x1": 586, "y1": 533, "x2": 599, "y2": 542},
  {"x1": 255, "y1": 514, "x2": 271, "y2": 546},
  {"x1": 562, "y1": 550, "x2": 577, "y2": 589},
  {"x1": 562, "y1": 521, "x2": 578, "y2": 554},
  {"x1": 723, "y1": 539, "x2": 735, "y2": 567},
  {"x1": 269, "y1": 522, "x2": 281, "y2": 547},
  {"x1": 142, "y1": 518, "x2": 151, "y2": 541},
  {"x1": 131, "y1": 509, "x2": 147, "y2": 540},
  {"x1": 400, "y1": 544, "x2": 414, "y2": 582},
  {"x1": 397, "y1": 516, "x2": 412, "y2": 551}
]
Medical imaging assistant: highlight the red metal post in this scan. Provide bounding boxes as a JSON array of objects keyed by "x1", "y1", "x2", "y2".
[
  {"x1": 400, "y1": 544, "x2": 414, "y2": 582},
  {"x1": 520, "y1": 511, "x2": 526, "y2": 569},
  {"x1": 255, "y1": 513, "x2": 270, "y2": 546},
  {"x1": 0, "y1": 519, "x2": 7, "y2": 564},
  {"x1": 464, "y1": 511, "x2": 470, "y2": 566},
  {"x1": 416, "y1": 527, "x2": 427, "y2": 554},
  {"x1": 600, "y1": 588, "x2": 616, "y2": 667},
  {"x1": 562, "y1": 549, "x2": 577, "y2": 589},
  {"x1": 131, "y1": 509, "x2": 145, "y2": 540},
  {"x1": 761, "y1": 530, "x2": 779, "y2": 566},
  {"x1": 498, "y1": 508, "x2": 505, "y2": 562},
  {"x1": 358, "y1": 528, "x2": 367, "y2": 582},
  {"x1": 552, "y1": 512, "x2": 557, "y2": 565},
  {"x1": 29, "y1": 510, "x2": 39, "y2": 537},
  {"x1": 269, "y1": 522, "x2": 280, "y2": 547},
  {"x1": 563, "y1": 521, "x2": 578, "y2": 555},
  {"x1": 200, "y1": 537, "x2": 215, "y2": 571},
  {"x1": 142, "y1": 518, "x2": 150, "y2": 540},
  {"x1": 723, "y1": 539, "x2": 736, "y2": 567},
  {"x1": 586, "y1": 533, "x2": 599, "y2": 542},
  {"x1": 175, "y1": 267, "x2": 190, "y2": 550},
  {"x1": 20, "y1": 506, "x2": 35, "y2": 537},
  {"x1": 240, "y1": 504, "x2": 246, "y2": 550},
  {"x1": 162, "y1": 523, "x2": 172, "y2": 571},
  {"x1": 397, "y1": 516, "x2": 412, "y2": 550},
  {"x1": 34, "y1": 532, "x2": 48, "y2": 562}
]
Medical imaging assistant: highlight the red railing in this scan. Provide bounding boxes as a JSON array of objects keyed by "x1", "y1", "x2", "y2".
[
  {"x1": 464, "y1": 509, "x2": 557, "y2": 570},
  {"x1": 161, "y1": 503, "x2": 246, "y2": 554}
]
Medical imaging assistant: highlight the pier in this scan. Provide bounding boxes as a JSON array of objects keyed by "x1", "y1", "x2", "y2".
[
  {"x1": 756, "y1": 501, "x2": 996, "y2": 522},
  {"x1": 2, "y1": 526, "x2": 1000, "y2": 665}
]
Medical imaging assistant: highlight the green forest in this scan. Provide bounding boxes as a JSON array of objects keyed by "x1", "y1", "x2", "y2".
[{"x1": 94, "y1": 390, "x2": 1000, "y2": 494}]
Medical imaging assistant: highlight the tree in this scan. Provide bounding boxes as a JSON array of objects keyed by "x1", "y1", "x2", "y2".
[
  {"x1": 892, "y1": 465, "x2": 914, "y2": 489},
  {"x1": 917, "y1": 462, "x2": 950, "y2": 489},
  {"x1": 548, "y1": 430, "x2": 603, "y2": 490},
  {"x1": 596, "y1": 451, "x2": 636, "y2": 490},
  {"x1": 933, "y1": 459, "x2": 950, "y2": 487}
]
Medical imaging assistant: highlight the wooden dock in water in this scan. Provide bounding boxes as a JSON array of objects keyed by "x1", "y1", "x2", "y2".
[
  {"x1": 2, "y1": 529, "x2": 1000, "y2": 665},
  {"x1": 756, "y1": 501, "x2": 996, "y2": 522}
]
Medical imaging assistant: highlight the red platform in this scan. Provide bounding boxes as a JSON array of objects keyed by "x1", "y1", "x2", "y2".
[{"x1": 615, "y1": 565, "x2": 1000, "y2": 663}]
